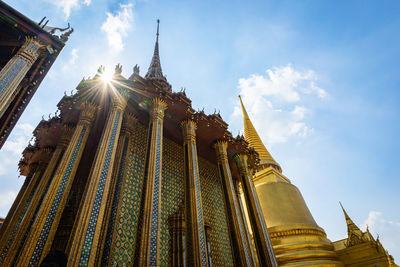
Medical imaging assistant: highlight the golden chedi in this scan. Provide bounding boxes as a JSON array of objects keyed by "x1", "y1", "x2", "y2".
[{"x1": 239, "y1": 96, "x2": 343, "y2": 266}]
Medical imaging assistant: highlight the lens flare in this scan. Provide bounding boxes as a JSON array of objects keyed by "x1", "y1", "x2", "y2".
[{"x1": 101, "y1": 70, "x2": 113, "y2": 83}]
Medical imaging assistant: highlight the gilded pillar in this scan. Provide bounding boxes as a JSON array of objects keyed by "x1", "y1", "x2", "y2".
[
  {"x1": 2, "y1": 125, "x2": 74, "y2": 265},
  {"x1": 137, "y1": 98, "x2": 167, "y2": 266},
  {"x1": 0, "y1": 149, "x2": 50, "y2": 264},
  {"x1": 68, "y1": 93, "x2": 127, "y2": 266},
  {"x1": 180, "y1": 120, "x2": 208, "y2": 267},
  {"x1": 17, "y1": 102, "x2": 97, "y2": 266},
  {"x1": 234, "y1": 153, "x2": 277, "y2": 267},
  {"x1": 103, "y1": 113, "x2": 138, "y2": 266},
  {"x1": 234, "y1": 178, "x2": 257, "y2": 265},
  {"x1": 0, "y1": 37, "x2": 43, "y2": 118},
  {"x1": 213, "y1": 141, "x2": 254, "y2": 267}
]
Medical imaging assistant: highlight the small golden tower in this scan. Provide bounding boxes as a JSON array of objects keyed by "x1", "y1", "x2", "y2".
[
  {"x1": 239, "y1": 96, "x2": 343, "y2": 266},
  {"x1": 332, "y1": 203, "x2": 399, "y2": 267}
]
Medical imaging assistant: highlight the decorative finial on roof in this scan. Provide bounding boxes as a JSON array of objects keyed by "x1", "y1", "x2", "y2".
[
  {"x1": 157, "y1": 19, "x2": 160, "y2": 40},
  {"x1": 145, "y1": 19, "x2": 166, "y2": 81},
  {"x1": 115, "y1": 64, "x2": 123, "y2": 75}
]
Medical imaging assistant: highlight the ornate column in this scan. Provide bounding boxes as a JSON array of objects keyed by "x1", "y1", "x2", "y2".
[
  {"x1": 17, "y1": 102, "x2": 97, "y2": 266},
  {"x1": 68, "y1": 93, "x2": 128, "y2": 266},
  {"x1": 0, "y1": 150, "x2": 50, "y2": 264},
  {"x1": 2, "y1": 125, "x2": 74, "y2": 265},
  {"x1": 0, "y1": 37, "x2": 43, "y2": 118},
  {"x1": 234, "y1": 153, "x2": 277, "y2": 267},
  {"x1": 213, "y1": 140, "x2": 254, "y2": 267},
  {"x1": 180, "y1": 120, "x2": 208, "y2": 267},
  {"x1": 234, "y1": 178, "x2": 257, "y2": 265},
  {"x1": 101, "y1": 113, "x2": 136, "y2": 266},
  {"x1": 137, "y1": 98, "x2": 167, "y2": 266}
]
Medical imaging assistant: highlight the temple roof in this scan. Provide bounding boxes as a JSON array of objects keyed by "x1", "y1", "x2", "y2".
[
  {"x1": 238, "y1": 95, "x2": 281, "y2": 172},
  {"x1": 340, "y1": 202, "x2": 370, "y2": 247}
]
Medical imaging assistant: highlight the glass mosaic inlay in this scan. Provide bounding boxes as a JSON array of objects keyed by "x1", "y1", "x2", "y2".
[
  {"x1": 149, "y1": 120, "x2": 162, "y2": 266},
  {"x1": 160, "y1": 137, "x2": 184, "y2": 266},
  {"x1": 101, "y1": 136, "x2": 129, "y2": 265},
  {"x1": 110, "y1": 124, "x2": 146, "y2": 266},
  {"x1": 29, "y1": 126, "x2": 87, "y2": 266},
  {"x1": 198, "y1": 157, "x2": 234, "y2": 267},
  {"x1": 192, "y1": 143, "x2": 208, "y2": 267},
  {"x1": 0, "y1": 58, "x2": 25, "y2": 94},
  {"x1": 79, "y1": 111, "x2": 121, "y2": 266}
]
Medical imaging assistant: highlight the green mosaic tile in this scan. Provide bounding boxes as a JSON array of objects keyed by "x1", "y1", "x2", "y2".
[
  {"x1": 110, "y1": 124, "x2": 147, "y2": 266},
  {"x1": 160, "y1": 137, "x2": 184, "y2": 267},
  {"x1": 198, "y1": 156, "x2": 234, "y2": 267}
]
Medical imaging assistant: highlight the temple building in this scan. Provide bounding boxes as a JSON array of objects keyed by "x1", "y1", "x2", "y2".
[
  {"x1": 0, "y1": 21, "x2": 276, "y2": 266},
  {"x1": 0, "y1": 1, "x2": 72, "y2": 149},
  {"x1": 0, "y1": 19, "x2": 398, "y2": 267}
]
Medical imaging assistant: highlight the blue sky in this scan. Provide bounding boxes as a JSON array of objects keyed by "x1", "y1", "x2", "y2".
[{"x1": 1, "y1": 0, "x2": 399, "y2": 260}]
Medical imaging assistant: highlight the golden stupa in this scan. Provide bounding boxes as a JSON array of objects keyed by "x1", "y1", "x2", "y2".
[{"x1": 239, "y1": 95, "x2": 342, "y2": 266}]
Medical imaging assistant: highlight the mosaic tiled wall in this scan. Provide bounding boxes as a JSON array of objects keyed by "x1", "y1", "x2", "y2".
[
  {"x1": 198, "y1": 157, "x2": 234, "y2": 267},
  {"x1": 160, "y1": 137, "x2": 184, "y2": 266},
  {"x1": 108, "y1": 123, "x2": 147, "y2": 266},
  {"x1": 104, "y1": 125, "x2": 233, "y2": 266}
]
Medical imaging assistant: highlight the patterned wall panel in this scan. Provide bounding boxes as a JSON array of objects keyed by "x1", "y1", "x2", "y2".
[
  {"x1": 109, "y1": 123, "x2": 147, "y2": 266},
  {"x1": 160, "y1": 137, "x2": 184, "y2": 266},
  {"x1": 198, "y1": 157, "x2": 234, "y2": 267}
]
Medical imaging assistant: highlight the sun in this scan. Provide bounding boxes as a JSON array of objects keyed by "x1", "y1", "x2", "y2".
[{"x1": 101, "y1": 69, "x2": 113, "y2": 83}]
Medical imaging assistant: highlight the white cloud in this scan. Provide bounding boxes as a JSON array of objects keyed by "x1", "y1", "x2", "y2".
[
  {"x1": 46, "y1": 0, "x2": 92, "y2": 19},
  {"x1": 233, "y1": 64, "x2": 324, "y2": 146},
  {"x1": 101, "y1": 3, "x2": 134, "y2": 52},
  {"x1": 69, "y1": 49, "x2": 79, "y2": 65},
  {"x1": 238, "y1": 64, "x2": 327, "y2": 103},
  {"x1": 361, "y1": 211, "x2": 400, "y2": 259},
  {"x1": 362, "y1": 210, "x2": 383, "y2": 229}
]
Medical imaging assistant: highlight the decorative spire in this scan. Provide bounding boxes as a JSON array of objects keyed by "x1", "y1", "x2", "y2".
[
  {"x1": 339, "y1": 202, "x2": 364, "y2": 247},
  {"x1": 145, "y1": 19, "x2": 166, "y2": 81},
  {"x1": 238, "y1": 95, "x2": 281, "y2": 172}
]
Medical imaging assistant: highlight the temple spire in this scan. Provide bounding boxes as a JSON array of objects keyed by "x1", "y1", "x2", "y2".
[
  {"x1": 238, "y1": 95, "x2": 281, "y2": 172},
  {"x1": 145, "y1": 19, "x2": 165, "y2": 80},
  {"x1": 339, "y1": 202, "x2": 364, "y2": 246}
]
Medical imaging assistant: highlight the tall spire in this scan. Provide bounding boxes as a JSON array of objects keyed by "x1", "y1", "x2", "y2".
[
  {"x1": 238, "y1": 95, "x2": 281, "y2": 172},
  {"x1": 145, "y1": 19, "x2": 166, "y2": 80},
  {"x1": 339, "y1": 202, "x2": 364, "y2": 246}
]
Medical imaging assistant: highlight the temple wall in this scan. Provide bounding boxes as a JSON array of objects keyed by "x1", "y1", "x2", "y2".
[
  {"x1": 198, "y1": 156, "x2": 234, "y2": 267},
  {"x1": 107, "y1": 123, "x2": 147, "y2": 265},
  {"x1": 160, "y1": 136, "x2": 185, "y2": 266}
]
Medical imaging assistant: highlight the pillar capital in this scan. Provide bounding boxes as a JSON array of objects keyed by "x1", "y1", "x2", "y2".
[
  {"x1": 180, "y1": 119, "x2": 197, "y2": 143},
  {"x1": 213, "y1": 140, "x2": 229, "y2": 162},
  {"x1": 17, "y1": 37, "x2": 44, "y2": 65},
  {"x1": 233, "y1": 153, "x2": 248, "y2": 173},
  {"x1": 150, "y1": 98, "x2": 167, "y2": 120},
  {"x1": 111, "y1": 90, "x2": 129, "y2": 111},
  {"x1": 78, "y1": 101, "x2": 98, "y2": 126},
  {"x1": 121, "y1": 112, "x2": 137, "y2": 136},
  {"x1": 58, "y1": 124, "x2": 75, "y2": 148}
]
